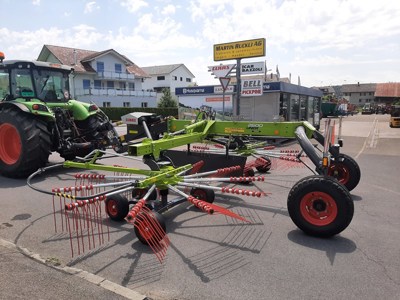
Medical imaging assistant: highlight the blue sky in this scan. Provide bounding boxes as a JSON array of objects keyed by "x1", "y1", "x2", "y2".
[{"x1": 1, "y1": 0, "x2": 400, "y2": 87}]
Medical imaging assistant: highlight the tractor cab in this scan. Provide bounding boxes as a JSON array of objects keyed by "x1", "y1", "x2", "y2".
[
  {"x1": 0, "y1": 59, "x2": 72, "y2": 103},
  {"x1": 390, "y1": 105, "x2": 400, "y2": 128}
]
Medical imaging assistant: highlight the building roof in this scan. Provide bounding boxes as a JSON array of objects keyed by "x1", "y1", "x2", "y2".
[
  {"x1": 142, "y1": 64, "x2": 195, "y2": 78},
  {"x1": 341, "y1": 83, "x2": 376, "y2": 93},
  {"x1": 37, "y1": 45, "x2": 149, "y2": 78},
  {"x1": 374, "y1": 83, "x2": 400, "y2": 97}
]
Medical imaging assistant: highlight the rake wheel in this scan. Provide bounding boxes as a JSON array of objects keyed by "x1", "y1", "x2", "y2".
[
  {"x1": 105, "y1": 194, "x2": 129, "y2": 221},
  {"x1": 287, "y1": 175, "x2": 354, "y2": 237},
  {"x1": 256, "y1": 156, "x2": 272, "y2": 173},
  {"x1": 327, "y1": 153, "x2": 360, "y2": 191},
  {"x1": 134, "y1": 212, "x2": 166, "y2": 245},
  {"x1": 190, "y1": 188, "x2": 215, "y2": 204}
]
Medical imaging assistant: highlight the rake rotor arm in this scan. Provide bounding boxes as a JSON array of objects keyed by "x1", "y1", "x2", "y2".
[{"x1": 294, "y1": 125, "x2": 323, "y2": 173}]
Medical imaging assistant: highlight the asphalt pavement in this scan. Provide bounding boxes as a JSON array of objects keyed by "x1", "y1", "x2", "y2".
[{"x1": 0, "y1": 238, "x2": 146, "y2": 300}]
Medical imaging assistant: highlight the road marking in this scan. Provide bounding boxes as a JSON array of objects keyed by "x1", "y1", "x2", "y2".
[{"x1": 355, "y1": 116, "x2": 378, "y2": 158}]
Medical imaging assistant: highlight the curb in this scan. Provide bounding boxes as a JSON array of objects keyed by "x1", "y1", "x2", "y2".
[{"x1": 0, "y1": 238, "x2": 147, "y2": 300}]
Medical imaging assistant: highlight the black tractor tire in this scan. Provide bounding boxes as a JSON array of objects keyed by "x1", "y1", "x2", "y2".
[
  {"x1": 190, "y1": 188, "x2": 215, "y2": 204},
  {"x1": 105, "y1": 194, "x2": 129, "y2": 221},
  {"x1": 0, "y1": 107, "x2": 51, "y2": 178},
  {"x1": 287, "y1": 175, "x2": 354, "y2": 237},
  {"x1": 134, "y1": 211, "x2": 166, "y2": 245},
  {"x1": 327, "y1": 153, "x2": 361, "y2": 191}
]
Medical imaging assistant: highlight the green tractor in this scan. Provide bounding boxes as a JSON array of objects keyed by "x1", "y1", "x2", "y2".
[{"x1": 0, "y1": 52, "x2": 122, "y2": 178}]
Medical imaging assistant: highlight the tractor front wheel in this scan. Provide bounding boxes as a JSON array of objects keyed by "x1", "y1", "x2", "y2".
[
  {"x1": 287, "y1": 175, "x2": 354, "y2": 237},
  {"x1": 0, "y1": 107, "x2": 51, "y2": 178}
]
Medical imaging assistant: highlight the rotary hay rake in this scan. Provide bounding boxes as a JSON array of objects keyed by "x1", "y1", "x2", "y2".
[
  {"x1": 27, "y1": 115, "x2": 360, "y2": 263},
  {"x1": 28, "y1": 153, "x2": 267, "y2": 263}
]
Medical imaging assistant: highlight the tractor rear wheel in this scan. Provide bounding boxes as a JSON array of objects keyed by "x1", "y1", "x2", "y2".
[
  {"x1": 287, "y1": 175, "x2": 354, "y2": 237},
  {"x1": 0, "y1": 107, "x2": 51, "y2": 178}
]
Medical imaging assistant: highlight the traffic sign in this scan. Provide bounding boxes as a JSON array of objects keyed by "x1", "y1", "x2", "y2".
[
  {"x1": 219, "y1": 77, "x2": 231, "y2": 92},
  {"x1": 208, "y1": 64, "x2": 236, "y2": 78}
]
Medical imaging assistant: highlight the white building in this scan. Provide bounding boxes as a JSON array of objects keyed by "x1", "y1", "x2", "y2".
[
  {"x1": 37, "y1": 45, "x2": 157, "y2": 108},
  {"x1": 141, "y1": 64, "x2": 196, "y2": 98}
]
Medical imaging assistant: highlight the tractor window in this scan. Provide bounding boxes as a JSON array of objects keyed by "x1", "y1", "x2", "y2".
[
  {"x1": 11, "y1": 69, "x2": 35, "y2": 98},
  {"x1": 33, "y1": 69, "x2": 70, "y2": 102},
  {"x1": 0, "y1": 69, "x2": 10, "y2": 100}
]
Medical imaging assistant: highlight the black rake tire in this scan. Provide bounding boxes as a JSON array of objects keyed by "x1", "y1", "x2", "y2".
[
  {"x1": 256, "y1": 156, "x2": 272, "y2": 173},
  {"x1": 134, "y1": 211, "x2": 166, "y2": 245},
  {"x1": 0, "y1": 107, "x2": 51, "y2": 178},
  {"x1": 190, "y1": 188, "x2": 215, "y2": 204},
  {"x1": 328, "y1": 153, "x2": 361, "y2": 191},
  {"x1": 105, "y1": 194, "x2": 129, "y2": 222},
  {"x1": 287, "y1": 175, "x2": 354, "y2": 237}
]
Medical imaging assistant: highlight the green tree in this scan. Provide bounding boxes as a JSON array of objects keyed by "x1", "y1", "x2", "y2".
[{"x1": 157, "y1": 88, "x2": 178, "y2": 108}]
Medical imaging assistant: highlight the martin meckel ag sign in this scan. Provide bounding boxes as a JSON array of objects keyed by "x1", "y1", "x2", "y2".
[{"x1": 213, "y1": 38, "x2": 266, "y2": 61}]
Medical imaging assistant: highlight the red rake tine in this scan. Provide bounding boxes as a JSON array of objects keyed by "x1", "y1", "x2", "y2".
[
  {"x1": 126, "y1": 200, "x2": 169, "y2": 263},
  {"x1": 168, "y1": 185, "x2": 250, "y2": 223},
  {"x1": 137, "y1": 209, "x2": 169, "y2": 261}
]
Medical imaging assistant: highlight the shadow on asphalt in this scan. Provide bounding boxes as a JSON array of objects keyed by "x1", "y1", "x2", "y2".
[{"x1": 287, "y1": 230, "x2": 357, "y2": 265}]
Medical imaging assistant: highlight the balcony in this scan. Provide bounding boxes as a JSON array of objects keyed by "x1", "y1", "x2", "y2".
[
  {"x1": 74, "y1": 87, "x2": 156, "y2": 97},
  {"x1": 96, "y1": 71, "x2": 135, "y2": 81}
]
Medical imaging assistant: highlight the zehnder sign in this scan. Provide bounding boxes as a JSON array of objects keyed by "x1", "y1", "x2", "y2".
[{"x1": 213, "y1": 38, "x2": 266, "y2": 61}]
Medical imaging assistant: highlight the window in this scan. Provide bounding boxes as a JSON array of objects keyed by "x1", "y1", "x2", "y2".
[
  {"x1": 186, "y1": 78, "x2": 191, "y2": 82},
  {"x1": 172, "y1": 76, "x2": 177, "y2": 80},
  {"x1": 119, "y1": 82, "x2": 126, "y2": 90},
  {"x1": 96, "y1": 61, "x2": 104, "y2": 73},
  {"x1": 180, "y1": 77, "x2": 183, "y2": 81},
  {"x1": 128, "y1": 83, "x2": 135, "y2": 91},
  {"x1": 359, "y1": 99, "x2": 362, "y2": 103},
  {"x1": 103, "y1": 101, "x2": 111, "y2": 107},
  {"x1": 115, "y1": 63, "x2": 122, "y2": 73},
  {"x1": 83, "y1": 79, "x2": 90, "y2": 90},
  {"x1": 157, "y1": 76, "x2": 165, "y2": 81},
  {"x1": 141, "y1": 102, "x2": 148, "y2": 108},
  {"x1": 94, "y1": 80, "x2": 101, "y2": 89},
  {"x1": 107, "y1": 81, "x2": 114, "y2": 89},
  {"x1": 123, "y1": 102, "x2": 130, "y2": 107},
  {"x1": 0, "y1": 69, "x2": 9, "y2": 99}
]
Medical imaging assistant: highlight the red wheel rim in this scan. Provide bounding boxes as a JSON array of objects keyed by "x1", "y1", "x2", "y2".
[
  {"x1": 328, "y1": 163, "x2": 350, "y2": 185},
  {"x1": 0, "y1": 123, "x2": 21, "y2": 165},
  {"x1": 300, "y1": 191, "x2": 338, "y2": 226},
  {"x1": 106, "y1": 199, "x2": 118, "y2": 217}
]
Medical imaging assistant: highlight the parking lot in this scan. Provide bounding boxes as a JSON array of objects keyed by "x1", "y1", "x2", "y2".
[{"x1": 1, "y1": 113, "x2": 399, "y2": 300}]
